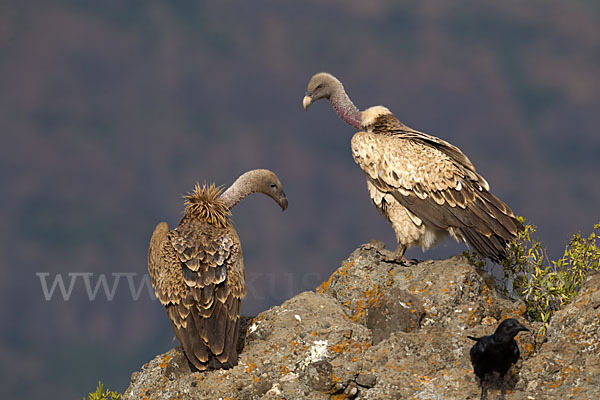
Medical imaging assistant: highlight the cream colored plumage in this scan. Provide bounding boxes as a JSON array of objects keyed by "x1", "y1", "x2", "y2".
[
  {"x1": 148, "y1": 170, "x2": 287, "y2": 370},
  {"x1": 303, "y1": 74, "x2": 522, "y2": 263}
]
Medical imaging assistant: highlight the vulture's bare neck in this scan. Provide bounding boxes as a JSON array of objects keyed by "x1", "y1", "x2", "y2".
[
  {"x1": 330, "y1": 87, "x2": 362, "y2": 130},
  {"x1": 219, "y1": 170, "x2": 262, "y2": 210}
]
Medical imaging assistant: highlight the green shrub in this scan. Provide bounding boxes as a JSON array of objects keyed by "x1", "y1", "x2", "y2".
[
  {"x1": 463, "y1": 218, "x2": 600, "y2": 334},
  {"x1": 83, "y1": 381, "x2": 122, "y2": 400}
]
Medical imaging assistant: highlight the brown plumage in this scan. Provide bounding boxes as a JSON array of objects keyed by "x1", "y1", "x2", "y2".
[
  {"x1": 303, "y1": 72, "x2": 522, "y2": 263},
  {"x1": 148, "y1": 170, "x2": 287, "y2": 370}
]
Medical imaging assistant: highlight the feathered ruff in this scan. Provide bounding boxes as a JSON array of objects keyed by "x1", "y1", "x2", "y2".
[{"x1": 183, "y1": 183, "x2": 231, "y2": 228}]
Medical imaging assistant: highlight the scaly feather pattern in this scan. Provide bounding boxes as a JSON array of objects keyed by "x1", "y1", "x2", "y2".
[
  {"x1": 353, "y1": 107, "x2": 522, "y2": 262},
  {"x1": 303, "y1": 72, "x2": 522, "y2": 263},
  {"x1": 148, "y1": 169, "x2": 287, "y2": 370}
]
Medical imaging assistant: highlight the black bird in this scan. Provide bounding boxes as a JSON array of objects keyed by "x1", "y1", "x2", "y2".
[{"x1": 468, "y1": 318, "x2": 529, "y2": 400}]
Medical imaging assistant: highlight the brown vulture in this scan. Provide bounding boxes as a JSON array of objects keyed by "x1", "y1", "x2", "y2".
[
  {"x1": 303, "y1": 72, "x2": 522, "y2": 264},
  {"x1": 148, "y1": 169, "x2": 288, "y2": 370}
]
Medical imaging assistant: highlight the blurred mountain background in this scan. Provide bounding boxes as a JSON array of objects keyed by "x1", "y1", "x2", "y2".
[{"x1": 1, "y1": 0, "x2": 599, "y2": 398}]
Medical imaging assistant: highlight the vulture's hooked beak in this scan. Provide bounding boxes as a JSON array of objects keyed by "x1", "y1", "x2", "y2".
[
  {"x1": 518, "y1": 323, "x2": 530, "y2": 333},
  {"x1": 302, "y1": 94, "x2": 313, "y2": 110},
  {"x1": 278, "y1": 191, "x2": 288, "y2": 211}
]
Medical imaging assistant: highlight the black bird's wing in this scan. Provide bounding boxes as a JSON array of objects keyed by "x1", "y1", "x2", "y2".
[
  {"x1": 511, "y1": 339, "x2": 521, "y2": 364},
  {"x1": 469, "y1": 336, "x2": 489, "y2": 379}
]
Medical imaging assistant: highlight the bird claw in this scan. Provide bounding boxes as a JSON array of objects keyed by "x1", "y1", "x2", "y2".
[{"x1": 376, "y1": 249, "x2": 418, "y2": 266}]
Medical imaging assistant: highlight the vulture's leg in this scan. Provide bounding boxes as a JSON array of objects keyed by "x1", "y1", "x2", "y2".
[
  {"x1": 394, "y1": 245, "x2": 419, "y2": 265},
  {"x1": 376, "y1": 244, "x2": 416, "y2": 265}
]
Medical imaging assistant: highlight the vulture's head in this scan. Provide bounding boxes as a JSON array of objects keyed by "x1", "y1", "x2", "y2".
[
  {"x1": 302, "y1": 72, "x2": 343, "y2": 110},
  {"x1": 254, "y1": 169, "x2": 288, "y2": 211}
]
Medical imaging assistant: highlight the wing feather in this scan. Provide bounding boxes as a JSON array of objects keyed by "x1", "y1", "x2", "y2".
[
  {"x1": 374, "y1": 114, "x2": 490, "y2": 191},
  {"x1": 148, "y1": 222, "x2": 187, "y2": 305},
  {"x1": 352, "y1": 119, "x2": 522, "y2": 262},
  {"x1": 148, "y1": 218, "x2": 244, "y2": 370}
]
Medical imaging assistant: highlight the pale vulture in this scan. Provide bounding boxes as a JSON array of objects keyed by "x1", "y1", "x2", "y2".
[
  {"x1": 303, "y1": 72, "x2": 522, "y2": 263},
  {"x1": 148, "y1": 169, "x2": 288, "y2": 370}
]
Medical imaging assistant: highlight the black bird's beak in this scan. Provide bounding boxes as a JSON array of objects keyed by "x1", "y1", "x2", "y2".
[
  {"x1": 279, "y1": 192, "x2": 288, "y2": 211},
  {"x1": 302, "y1": 94, "x2": 313, "y2": 110}
]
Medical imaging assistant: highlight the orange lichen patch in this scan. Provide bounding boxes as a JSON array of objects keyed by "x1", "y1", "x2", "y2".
[
  {"x1": 569, "y1": 386, "x2": 584, "y2": 395},
  {"x1": 350, "y1": 299, "x2": 368, "y2": 321},
  {"x1": 316, "y1": 260, "x2": 355, "y2": 293},
  {"x1": 159, "y1": 354, "x2": 172, "y2": 369},
  {"x1": 481, "y1": 316, "x2": 497, "y2": 325},
  {"x1": 214, "y1": 370, "x2": 231, "y2": 383},
  {"x1": 413, "y1": 373, "x2": 433, "y2": 385},
  {"x1": 244, "y1": 362, "x2": 257, "y2": 374},
  {"x1": 407, "y1": 284, "x2": 430, "y2": 294},
  {"x1": 520, "y1": 341, "x2": 535, "y2": 357},
  {"x1": 329, "y1": 340, "x2": 370, "y2": 356},
  {"x1": 330, "y1": 394, "x2": 349, "y2": 400},
  {"x1": 401, "y1": 269, "x2": 414, "y2": 280},
  {"x1": 287, "y1": 338, "x2": 310, "y2": 354},
  {"x1": 546, "y1": 365, "x2": 583, "y2": 389},
  {"x1": 479, "y1": 285, "x2": 495, "y2": 308},
  {"x1": 280, "y1": 365, "x2": 290, "y2": 375},
  {"x1": 384, "y1": 362, "x2": 405, "y2": 371},
  {"x1": 466, "y1": 310, "x2": 479, "y2": 326},
  {"x1": 349, "y1": 276, "x2": 396, "y2": 322}
]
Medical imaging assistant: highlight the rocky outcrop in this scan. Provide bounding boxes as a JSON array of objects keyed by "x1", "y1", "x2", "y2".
[
  {"x1": 123, "y1": 241, "x2": 599, "y2": 400},
  {"x1": 518, "y1": 271, "x2": 600, "y2": 398}
]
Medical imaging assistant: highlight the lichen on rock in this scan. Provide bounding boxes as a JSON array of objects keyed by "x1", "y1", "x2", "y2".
[{"x1": 123, "y1": 242, "x2": 599, "y2": 400}]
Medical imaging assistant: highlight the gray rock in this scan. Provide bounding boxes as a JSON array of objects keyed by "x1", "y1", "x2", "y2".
[
  {"x1": 305, "y1": 360, "x2": 335, "y2": 393},
  {"x1": 123, "y1": 243, "x2": 599, "y2": 400},
  {"x1": 518, "y1": 271, "x2": 600, "y2": 399},
  {"x1": 164, "y1": 348, "x2": 193, "y2": 380},
  {"x1": 344, "y1": 381, "x2": 359, "y2": 398},
  {"x1": 366, "y1": 287, "x2": 425, "y2": 344},
  {"x1": 356, "y1": 371, "x2": 377, "y2": 388}
]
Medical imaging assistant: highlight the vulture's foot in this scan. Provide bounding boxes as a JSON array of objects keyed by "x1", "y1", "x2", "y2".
[{"x1": 376, "y1": 247, "x2": 417, "y2": 265}]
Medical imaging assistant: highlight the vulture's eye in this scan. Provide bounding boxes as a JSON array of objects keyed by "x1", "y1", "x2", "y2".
[
  {"x1": 315, "y1": 83, "x2": 323, "y2": 90},
  {"x1": 270, "y1": 183, "x2": 277, "y2": 189}
]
